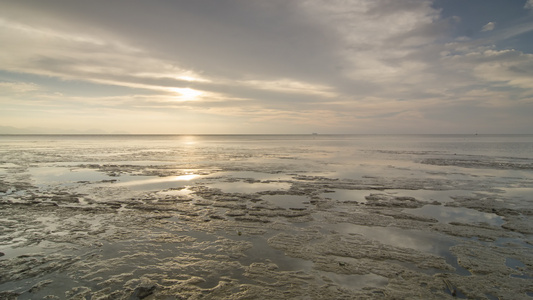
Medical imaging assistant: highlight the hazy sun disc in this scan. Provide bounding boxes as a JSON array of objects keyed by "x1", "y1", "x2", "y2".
[{"x1": 171, "y1": 87, "x2": 203, "y2": 100}]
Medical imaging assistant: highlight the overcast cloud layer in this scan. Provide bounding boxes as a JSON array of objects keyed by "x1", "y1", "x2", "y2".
[{"x1": 1, "y1": 0, "x2": 532, "y2": 134}]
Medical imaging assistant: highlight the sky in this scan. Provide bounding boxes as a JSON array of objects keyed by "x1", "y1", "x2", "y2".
[{"x1": 1, "y1": 0, "x2": 532, "y2": 134}]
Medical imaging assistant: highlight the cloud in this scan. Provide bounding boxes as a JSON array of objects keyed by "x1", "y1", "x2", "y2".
[
  {"x1": 525, "y1": 0, "x2": 533, "y2": 9},
  {"x1": 238, "y1": 79, "x2": 338, "y2": 98},
  {"x1": 0, "y1": 5, "x2": 340, "y2": 107},
  {"x1": 0, "y1": 17, "x2": 206, "y2": 88},
  {"x1": 487, "y1": 22, "x2": 533, "y2": 42},
  {"x1": 470, "y1": 50, "x2": 533, "y2": 90},
  {"x1": 1, "y1": 0, "x2": 533, "y2": 133},
  {"x1": 0, "y1": 81, "x2": 40, "y2": 94},
  {"x1": 292, "y1": 0, "x2": 457, "y2": 106},
  {"x1": 481, "y1": 22, "x2": 496, "y2": 32}
]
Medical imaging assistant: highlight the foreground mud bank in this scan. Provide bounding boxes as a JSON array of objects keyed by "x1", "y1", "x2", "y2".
[{"x1": 0, "y1": 135, "x2": 532, "y2": 299}]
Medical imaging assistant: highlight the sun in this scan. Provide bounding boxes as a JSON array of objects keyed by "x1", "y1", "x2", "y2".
[{"x1": 170, "y1": 87, "x2": 203, "y2": 101}]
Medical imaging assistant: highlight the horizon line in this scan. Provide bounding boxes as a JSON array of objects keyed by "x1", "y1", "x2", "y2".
[{"x1": 1, "y1": 133, "x2": 531, "y2": 136}]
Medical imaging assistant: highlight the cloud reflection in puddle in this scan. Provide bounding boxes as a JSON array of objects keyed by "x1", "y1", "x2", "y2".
[{"x1": 405, "y1": 205, "x2": 504, "y2": 226}]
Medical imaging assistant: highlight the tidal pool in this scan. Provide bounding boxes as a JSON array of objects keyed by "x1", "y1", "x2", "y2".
[
  {"x1": 325, "y1": 223, "x2": 472, "y2": 276},
  {"x1": 321, "y1": 189, "x2": 370, "y2": 203},
  {"x1": 29, "y1": 165, "x2": 111, "y2": 186},
  {"x1": 405, "y1": 205, "x2": 505, "y2": 226},
  {"x1": 385, "y1": 189, "x2": 477, "y2": 204}
]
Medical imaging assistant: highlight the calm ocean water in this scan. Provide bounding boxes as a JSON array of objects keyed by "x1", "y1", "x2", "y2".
[
  {"x1": 2, "y1": 133, "x2": 532, "y2": 155},
  {"x1": 2, "y1": 133, "x2": 532, "y2": 187}
]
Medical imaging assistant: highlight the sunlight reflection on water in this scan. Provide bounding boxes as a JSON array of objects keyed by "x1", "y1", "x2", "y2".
[{"x1": 115, "y1": 173, "x2": 201, "y2": 191}]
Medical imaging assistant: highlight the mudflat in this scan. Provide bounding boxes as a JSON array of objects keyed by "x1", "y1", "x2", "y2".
[{"x1": 1, "y1": 134, "x2": 531, "y2": 299}]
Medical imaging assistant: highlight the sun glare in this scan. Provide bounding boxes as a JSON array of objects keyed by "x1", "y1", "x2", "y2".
[
  {"x1": 171, "y1": 87, "x2": 203, "y2": 101},
  {"x1": 178, "y1": 76, "x2": 200, "y2": 82},
  {"x1": 173, "y1": 174, "x2": 200, "y2": 181}
]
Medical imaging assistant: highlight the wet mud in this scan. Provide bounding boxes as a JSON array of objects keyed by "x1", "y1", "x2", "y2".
[{"x1": 0, "y1": 136, "x2": 532, "y2": 299}]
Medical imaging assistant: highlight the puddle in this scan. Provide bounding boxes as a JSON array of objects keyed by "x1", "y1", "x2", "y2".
[
  {"x1": 493, "y1": 237, "x2": 533, "y2": 249},
  {"x1": 321, "y1": 189, "x2": 370, "y2": 203},
  {"x1": 0, "y1": 240, "x2": 66, "y2": 260},
  {"x1": 157, "y1": 187, "x2": 195, "y2": 197},
  {"x1": 239, "y1": 235, "x2": 313, "y2": 272},
  {"x1": 237, "y1": 233, "x2": 387, "y2": 291},
  {"x1": 386, "y1": 189, "x2": 476, "y2": 204},
  {"x1": 328, "y1": 224, "x2": 471, "y2": 275},
  {"x1": 506, "y1": 258, "x2": 532, "y2": 279},
  {"x1": 498, "y1": 187, "x2": 533, "y2": 198},
  {"x1": 29, "y1": 166, "x2": 111, "y2": 185},
  {"x1": 404, "y1": 205, "x2": 504, "y2": 226},
  {"x1": 208, "y1": 181, "x2": 291, "y2": 194},
  {"x1": 262, "y1": 195, "x2": 310, "y2": 209},
  {"x1": 211, "y1": 171, "x2": 292, "y2": 181},
  {"x1": 322, "y1": 189, "x2": 479, "y2": 206}
]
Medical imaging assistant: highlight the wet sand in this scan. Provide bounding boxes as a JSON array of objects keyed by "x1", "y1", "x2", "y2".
[{"x1": 0, "y1": 135, "x2": 532, "y2": 299}]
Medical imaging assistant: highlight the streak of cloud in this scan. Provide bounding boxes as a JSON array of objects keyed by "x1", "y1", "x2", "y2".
[{"x1": 482, "y1": 22, "x2": 496, "y2": 32}]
